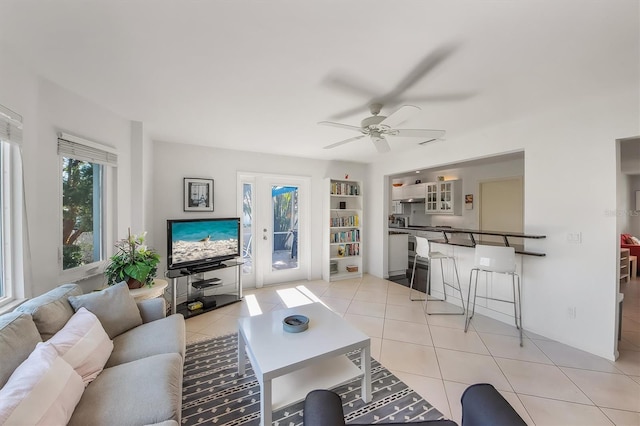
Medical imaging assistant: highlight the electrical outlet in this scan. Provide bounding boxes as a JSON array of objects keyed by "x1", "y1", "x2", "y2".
[{"x1": 567, "y1": 306, "x2": 577, "y2": 319}]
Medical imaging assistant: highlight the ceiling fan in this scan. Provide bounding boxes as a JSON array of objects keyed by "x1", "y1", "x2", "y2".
[
  {"x1": 323, "y1": 43, "x2": 473, "y2": 121},
  {"x1": 319, "y1": 103, "x2": 445, "y2": 153}
]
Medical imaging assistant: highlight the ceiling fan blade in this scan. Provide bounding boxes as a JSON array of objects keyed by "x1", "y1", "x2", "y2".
[
  {"x1": 371, "y1": 135, "x2": 391, "y2": 153},
  {"x1": 384, "y1": 43, "x2": 458, "y2": 101},
  {"x1": 323, "y1": 135, "x2": 365, "y2": 150},
  {"x1": 328, "y1": 104, "x2": 372, "y2": 120},
  {"x1": 402, "y1": 92, "x2": 475, "y2": 103},
  {"x1": 393, "y1": 129, "x2": 446, "y2": 139},
  {"x1": 322, "y1": 72, "x2": 382, "y2": 99},
  {"x1": 380, "y1": 105, "x2": 420, "y2": 128},
  {"x1": 318, "y1": 121, "x2": 362, "y2": 132}
]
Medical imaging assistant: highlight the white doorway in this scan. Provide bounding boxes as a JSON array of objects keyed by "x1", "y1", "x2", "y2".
[{"x1": 238, "y1": 172, "x2": 310, "y2": 287}]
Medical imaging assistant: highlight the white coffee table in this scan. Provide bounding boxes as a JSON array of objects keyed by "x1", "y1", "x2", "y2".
[{"x1": 237, "y1": 302, "x2": 371, "y2": 426}]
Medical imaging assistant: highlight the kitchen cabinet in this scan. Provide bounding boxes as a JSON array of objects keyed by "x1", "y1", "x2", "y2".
[
  {"x1": 391, "y1": 200, "x2": 404, "y2": 214},
  {"x1": 392, "y1": 183, "x2": 426, "y2": 200},
  {"x1": 403, "y1": 183, "x2": 426, "y2": 199},
  {"x1": 391, "y1": 185, "x2": 404, "y2": 201},
  {"x1": 425, "y1": 180, "x2": 462, "y2": 215}
]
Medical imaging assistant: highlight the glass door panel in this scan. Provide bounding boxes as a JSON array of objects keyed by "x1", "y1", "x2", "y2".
[{"x1": 271, "y1": 185, "x2": 299, "y2": 272}]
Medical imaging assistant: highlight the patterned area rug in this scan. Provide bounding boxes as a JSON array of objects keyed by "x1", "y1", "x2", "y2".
[{"x1": 182, "y1": 333, "x2": 446, "y2": 425}]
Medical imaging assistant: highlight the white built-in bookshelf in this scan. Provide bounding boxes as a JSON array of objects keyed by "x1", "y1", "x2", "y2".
[{"x1": 323, "y1": 178, "x2": 363, "y2": 281}]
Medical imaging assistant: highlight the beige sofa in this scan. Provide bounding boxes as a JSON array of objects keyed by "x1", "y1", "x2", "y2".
[{"x1": 0, "y1": 283, "x2": 186, "y2": 426}]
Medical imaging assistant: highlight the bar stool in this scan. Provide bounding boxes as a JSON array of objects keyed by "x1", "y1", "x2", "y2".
[
  {"x1": 464, "y1": 245, "x2": 522, "y2": 346},
  {"x1": 409, "y1": 236, "x2": 465, "y2": 315}
]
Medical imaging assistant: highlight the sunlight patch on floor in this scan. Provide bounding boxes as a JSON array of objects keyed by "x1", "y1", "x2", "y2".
[
  {"x1": 276, "y1": 287, "x2": 314, "y2": 308},
  {"x1": 244, "y1": 294, "x2": 263, "y2": 316}
]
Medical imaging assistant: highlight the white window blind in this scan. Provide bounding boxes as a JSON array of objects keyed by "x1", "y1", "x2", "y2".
[
  {"x1": 57, "y1": 133, "x2": 118, "y2": 167},
  {"x1": 0, "y1": 104, "x2": 23, "y2": 145}
]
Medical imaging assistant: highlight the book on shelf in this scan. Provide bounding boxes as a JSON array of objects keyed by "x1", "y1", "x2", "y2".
[
  {"x1": 330, "y1": 229, "x2": 360, "y2": 243},
  {"x1": 329, "y1": 215, "x2": 359, "y2": 227},
  {"x1": 335, "y1": 243, "x2": 360, "y2": 257},
  {"x1": 330, "y1": 182, "x2": 360, "y2": 196}
]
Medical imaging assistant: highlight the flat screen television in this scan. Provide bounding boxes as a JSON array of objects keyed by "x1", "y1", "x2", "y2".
[{"x1": 167, "y1": 217, "x2": 240, "y2": 272}]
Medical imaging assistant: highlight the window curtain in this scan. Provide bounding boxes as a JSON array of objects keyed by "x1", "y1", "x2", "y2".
[{"x1": 0, "y1": 104, "x2": 27, "y2": 300}]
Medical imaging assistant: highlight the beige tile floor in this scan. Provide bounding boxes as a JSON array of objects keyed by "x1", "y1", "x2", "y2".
[{"x1": 184, "y1": 274, "x2": 640, "y2": 426}]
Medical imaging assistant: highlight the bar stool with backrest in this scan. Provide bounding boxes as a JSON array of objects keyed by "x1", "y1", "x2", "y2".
[
  {"x1": 409, "y1": 236, "x2": 465, "y2": 315},
  {"x1": 464, "y1": 244, "x2": 522, "y2": 345}
]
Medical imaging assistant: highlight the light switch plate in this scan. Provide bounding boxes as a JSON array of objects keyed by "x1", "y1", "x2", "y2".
[{"x1": 567, "y1": 232, "x2": 582, "y2": 244}]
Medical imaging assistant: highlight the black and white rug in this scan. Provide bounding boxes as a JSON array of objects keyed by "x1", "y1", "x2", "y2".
[{"x1": 182, "y1": 333, "x2": 446, "y2": 425}]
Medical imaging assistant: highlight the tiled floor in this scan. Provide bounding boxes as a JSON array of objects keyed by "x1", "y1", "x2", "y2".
[{"x1": 184, "y1": 274, "x2": 640, "y2": 426}]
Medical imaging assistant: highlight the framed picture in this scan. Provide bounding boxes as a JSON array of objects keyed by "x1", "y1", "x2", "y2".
[
  {"x1": 184, "y1": 178, "x2": 214, "y2": 212},
  {"x1": 465, "y1": 194, "x2": 473, "y2": 210}
]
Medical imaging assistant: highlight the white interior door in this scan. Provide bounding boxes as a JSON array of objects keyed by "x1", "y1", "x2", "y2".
[
  {"x1": 479, "y1": 177, "x2": 524, "y2": 245},
  {"x1": 238, "y1": 173, "x2": 309, "y2": 287}
]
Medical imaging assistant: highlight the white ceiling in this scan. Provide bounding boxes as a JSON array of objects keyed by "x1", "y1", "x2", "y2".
[{"x1": 1, "y1": 1, "x2": 638, "y2": 163}]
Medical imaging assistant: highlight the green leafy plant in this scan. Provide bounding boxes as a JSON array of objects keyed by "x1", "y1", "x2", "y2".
[{"x1": 104, "y1": 230, "x2": 160, "y2": 287}]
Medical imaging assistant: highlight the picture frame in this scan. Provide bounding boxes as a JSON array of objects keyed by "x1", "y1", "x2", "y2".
[
  {"x1": 184, "y1": 178, "x2": 214, "y2": 212},
  {"x1": 465, "y1": 194, "x2": 473, "y2": 210}
]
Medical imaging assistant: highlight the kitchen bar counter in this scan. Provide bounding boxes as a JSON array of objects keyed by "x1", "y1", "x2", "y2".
[{"x1": 389, "y1": 225, "x2": 546, "y2": 256}]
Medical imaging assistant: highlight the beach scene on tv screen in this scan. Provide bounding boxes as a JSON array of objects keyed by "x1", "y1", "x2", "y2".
[{"x1": 172, "y1": 220, "x2": 238, "y2": 265}]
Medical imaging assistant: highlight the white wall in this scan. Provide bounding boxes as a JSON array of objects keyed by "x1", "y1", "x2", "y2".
[
  {"x1": 130, "y1": 121, "x2": 155, "y2": 246},
  {"x1": 366, "y1": 87, "x2": 638, "y2": 360},
  {"x1": 0, "y1": 47, "x2": 136, "y2": 297},
  {"x1": 152, "y1": 141, "x2": 366, "y2": 283}
]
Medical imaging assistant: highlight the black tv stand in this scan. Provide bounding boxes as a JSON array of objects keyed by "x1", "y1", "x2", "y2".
[
  {"x1": 186, "y1": 262, "x2": 228, "y2": 274},
  {"x1": 165, "y1": 259, "x2": 243, "y2": 318}
]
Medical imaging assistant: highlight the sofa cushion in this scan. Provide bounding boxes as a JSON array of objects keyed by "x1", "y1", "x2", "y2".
[
  {"x1": 106, "y1": 314, "x2": 185, "y2": 368},
  {"x1": 68, "y1": 353, "x2": 183, "y2": 426},
  {"x1": 68, "y1": 281, "x2": 143, "y2": 339},
  {"x1": 44, "y1": 307, "x2": 114, "y2": 385},
  {"x1": 0, "y1": 312, "x2": 42, "y2": 388},
  {"x1": 0, "y1": 342, "x2": 84, "y2": 426},
  {"x1": 15, "y1": 283, "x2": 82, "y2": 340}
]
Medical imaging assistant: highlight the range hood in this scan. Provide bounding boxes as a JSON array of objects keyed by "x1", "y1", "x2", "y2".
[{"x1": 400, "y1": 198, "x2": 425, "y2": 203}]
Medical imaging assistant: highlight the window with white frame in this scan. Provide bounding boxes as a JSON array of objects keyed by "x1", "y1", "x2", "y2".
[
  {"x1": 58, "y1": 134, "x2": 117, "y2": 274},
  {"x1": 0, "y1": 104, "x2": 23, "y2": 307}
]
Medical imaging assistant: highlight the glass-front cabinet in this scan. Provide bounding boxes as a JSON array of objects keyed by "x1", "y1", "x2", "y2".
[
  {"x1": 439, "y1": 181, "x2": 454, "y2": 213},
  {"x1": 425, "y1": 183, "x2": 438, "y2": 213},
  {"x1": 425, "y1": 179, "x2": 462, "y2": 215}
]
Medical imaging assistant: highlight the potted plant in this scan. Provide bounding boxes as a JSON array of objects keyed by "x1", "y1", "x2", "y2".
[{"x1": 105, "y1": 229, "x2": 160, "y2": 289}]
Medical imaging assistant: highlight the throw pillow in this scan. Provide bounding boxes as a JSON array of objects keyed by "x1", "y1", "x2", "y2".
[
  {"x1": 0, "y1": 342, "x2": 84, "y2": 425},
  {"x1": 44, "y1": 307, "x2": 114, "y2": 385},
  {"x1": 625, "y1": 235, "x2": 636, "y2": 244},
  {"x1": 631, "y1": 236, "x2": 640, "y2": 245},
  {"x1": 0, "y1": 312, "x2": 42, "y2": 389},
  {"x1": 68, "y1": 281, "x2": 142, "y2": 339},
  {"x1": 15, "y1": 283, "x2": 83, "y2": 341}
]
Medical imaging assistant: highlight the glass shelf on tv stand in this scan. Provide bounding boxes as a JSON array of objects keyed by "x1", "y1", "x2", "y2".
[{"x1": 165, "y1": 259, "x2": 244, "y2": 317}]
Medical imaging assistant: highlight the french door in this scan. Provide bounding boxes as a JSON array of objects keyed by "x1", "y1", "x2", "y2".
[{"x1": 238, "y1": 173, "x2": 309, "y2": 287}]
